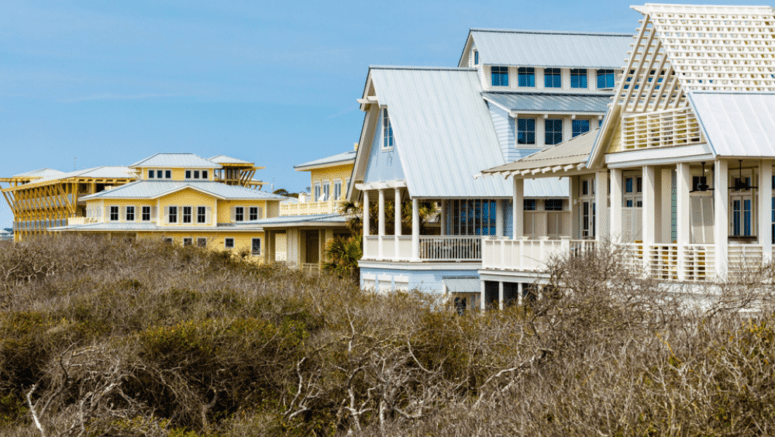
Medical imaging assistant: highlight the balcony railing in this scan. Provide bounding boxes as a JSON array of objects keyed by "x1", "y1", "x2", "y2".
[
  {"x1": 362, "y1": 235, "x2": 481, "y2": 262},
  {"x1": 482, "y1": 237, "x2": 588, "y2": 272},
  {"x1": 67, "y1": 217, "x2": 99, "y2": 226},
  {"x1": 621, "y1": 107, "x2": 703, "y2": 150},
  {"x1": 280, "y1": 200, "x2": 344, "y2": 216}
]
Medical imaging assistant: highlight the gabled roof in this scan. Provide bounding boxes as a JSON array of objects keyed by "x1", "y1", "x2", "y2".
[
  {"x1": 81, "y1": 181, "x2": 286, "y2": 201},
  {"x1": 11, "y1": 168, "x2": 65, "y2": 179},
  {"x1": 238, "y1": 213, "x2": 350, "y2": 228},
  {"x1": 460, "y1": 29, "x2": 632, "y2": 69},
  {"x1": 130, "y1": 153, "x2": 222, "y2": 169},
  {"x1": 208, "y1": 155, "x2": 252, "y2": 165},
  {"x1": 23, "y1": 166, "x2": 137, "y2": 186},
  {"x1": 690, "y1": 93, "x2": 775, "y2": 158},
  {"x1": 294, "y1": 150, "x2": 357, "y2": 171},
  {"x1": 483, "y1": 92, "x2": 611, "y2": 114},
  {"x1": 484, "y1": 129, "x2": 599, "y2": 175},
  {"x1": 353, "y1": 66, "x2": 512, "y2": 198}
]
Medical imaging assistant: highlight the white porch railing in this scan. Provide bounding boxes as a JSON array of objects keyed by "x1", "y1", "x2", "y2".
[
  {"x1": 647, "y1": 244, "x2": 679, "y2": 281},
  {"x1": 419, "y1": 236, "x2": 481, "y2": 261},
  {"x1": 684, "y1": 244, "x2": 714, "y2": 282},
  {"x1": 67, "y1": 217, "x2": 99, "y2": 226},
  {"x1": 729, "y1": 245, "x2": 764, "y2": 276},
  {"x1": 280, "y1": 200, "x2": 344, "y2": 216},
  {"x1": 482, "y1": 237, "x2": 590, "y2": 272},
  {"x1": 302, "y1": 263, "x2": 320, "y2": 273},
  {"x1": 621, "y1": 107, "x2": 703, "y2": 150}
]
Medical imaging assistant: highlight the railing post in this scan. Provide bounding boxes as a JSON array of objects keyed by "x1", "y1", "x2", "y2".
[
  {"x1": 394, "y1": 188, "x2": 402, "y2": 262},
  {"x1": 411, "y1": 198, "x2": 420, "y2": 261},
  {"x1": 500, "y1": 237, "x2": 505, "y2": 270},
  {"x1": 363, "y1": 191, "x2": 370, "y2": 259},
  {"x1": 378, "y1": 189, "x2": 385, "y2": 260},
  {"x1": 539, "y1": 236, "x2": 549, "y2": 268},
  {"x1": 643, "y1": 165, "x2": 657, "y2": 275},
  {"x1": 498, "y1": 281, "x2": 504, "y2": 311},
  {"x1": 760, "y1": 160, "x2": 772, "y2": 264},
  {"x1": 560, "y1": 236, "x2": 570, "y2": 256}
]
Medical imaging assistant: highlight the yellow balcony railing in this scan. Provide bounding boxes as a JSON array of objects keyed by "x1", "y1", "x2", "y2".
[
  {"x1": 621, "y1": 107, "x2": 703, "y2": 150},
  {"x1": 280, "y1": 200, "x2": 344, "y2": 216}
]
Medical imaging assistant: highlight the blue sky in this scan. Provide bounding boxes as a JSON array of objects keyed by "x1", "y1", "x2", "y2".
[{"x1": 0, "y1": 0, "x2": 755, "y2": 228}]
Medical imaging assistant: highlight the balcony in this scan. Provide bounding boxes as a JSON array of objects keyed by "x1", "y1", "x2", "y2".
[
  {"x1": 621, "y1": 107, "x2": 703, "y2": 150},
  {"x1": 363, "y1": 235, "x2": 481, "y2": 262},
  {"x1": 67, "y1": 217, "x2": 99, "y2": 226},
  {"x1": 280, "y1": 199, "x2": 344, "y2": 216},
  {"x1": 482, "y1": 237, "x2": 594, "y2": 272}
]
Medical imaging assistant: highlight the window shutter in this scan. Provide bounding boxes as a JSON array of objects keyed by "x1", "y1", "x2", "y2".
[
  {"x1": 231, "y1": 206, "x2": 236, "y2": 222},
  {"x1": 206, "y1": 207, "x2": 212, "y2": 225},
  {"x1": 122, "y1": 206, "x2": 127, "y2": 221},
  {"x1": 258, "y1": 207, "x2": 264, "y2": 219},
  {"x1": 164, "y1": 206, "x2": 170, "y2": 224},
  {"x1": 151, "y1": 206, "x2": 157, "y2": 221}
]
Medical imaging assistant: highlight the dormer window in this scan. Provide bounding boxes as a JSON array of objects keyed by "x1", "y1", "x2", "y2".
[
  {"x1": 544, "y1": 68, "x2": 561, "y2": 88},
  {"x1": 382, "y1": 109, "x2": 394, "y2": 149},
  {"x1": 148, "y1": 169, "x2": 171, "y2": 179},
  {"x1": 491, "y1": 66, "x2": 508, "y2": 86},
  {"x1": 518, "y1": 68, "x2": 535, "y2": 87},
  {"x1": 474, "y1": 50, "x2": 479, "y2": 66}
]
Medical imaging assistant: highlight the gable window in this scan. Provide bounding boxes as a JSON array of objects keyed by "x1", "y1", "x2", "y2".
[
  {"x1": 249, "y1": 206, "x2": 259, "y2": 221},
  {"x1": 518, "y1": 67, "x2": 535, "y2": 87},
  {"x1": 545, "y1": 119, "x2": 563, "y2": 145},
  {"x1": 597, "y1": 69, "x2": 615, "y2": 89},
  {"x1": 224, "y1": 237, "x2": 234, "y2": 249},
  {"x1": 572, "y1": 120, "x2": 590, "y2": 138},
  {"x1": 474, "y1": 50, "x2": 479, "y2": 65},
  {"x1": 491, "y1": 66, "x2": 508, "y2": 86},
  {"x1": 235, "y1": 206, "x2": 244, "y2": 222},
  {"x1": 197, "y1": 206, "x2": 207, "y2": 223},
  {"x1": 182, "y1": 206, "x2": 192, "y2": 224},
  {"x1": 169, "y1": 206, "x2": 178, "y2": 224},
  {"x1": 517, "y1": 118, "x2": 535, "y2": 145},
  {"x1": 570, "y1": 69, "x2": 587, "y2": 88},
  {"x1": 545, "y1": 199, "x2": 563, "y2": 211},
  {"x1": 382, "y1": 109, "x2": 394, "y2": 149},
  {"x1": 142, "y1": 206, "x2": 151, "y2": 221},
  {"x1": 544, "y1": 68, "x2": 561, "y2": 88},
  {"x1": 334, "y1": 181, "x2": 342, "y2": 200},
  {"x1": 126, "y1": 206, "x2": 135, "y2": 221},
  {"x1": 110, "y1": 206, "x2": 119, "y2": 221}
]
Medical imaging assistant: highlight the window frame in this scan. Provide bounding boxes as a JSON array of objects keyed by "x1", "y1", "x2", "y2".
[
  {"x1": 382, "y1": 109, "x2": 394, "y2": 150},
  {"x1": 185, "y1": 170, "x2": 192, "y2": 179},
  {"x1": 544, "y1": 119, "x2": 563, "y2": 145},
  {"x1": 545, "y1": 199, "x2": 563, "y2": 211},
  {"x1": 235, "y1": 206, "x2": 244, "y2": 222},
  {"x1": 110, "y1": 206, "x2": 119, "y2": 221},
  {"x1": 182, "y1": 206, "x2": 192, "y2": 224},
  {"x1": 126, "y1": 206, "x2": 135, "y2": 221},
  {"x1": 168, "y1": 206, "x2": 178, "y2": 224},
  {"x1": 183, "y1": 238, "x2": 193, "y2": 247},
  {"x1": 224, "y1": 237, "x2": 235, "y2": 249},
  {"x1": 196, "y1": 238, "x2": 207, "y2": 248},
  {"x1": 597, "y1": 69, "x2": 615, "y2": 89},
  {"x1": 142, "y1": 206, "x2": 151, "y2": 222},
  {"x1": 251, "y1": 238, "x2": 261, "y2": 256},
  {"x1": 570, "y1": 69, "x2": 588, "y2": 88},
  {"x1": 249, "y1": 206, "x2": 259, "y2": 221},
  {"x1": 491, "y1": 66, "x2": 509, "y2": 87},
  {"x1": 572, "y1": 119, "x2": 590, "y2": 138},
  {"x1": 197, "y1": 206, "x2": 207, "y2": 224},
  {"x1": 518, "y1": 67, "x2": 535, "y2": 87},
  {"x1": 544, "y1": 68, "x2": 562, "y2": 88},
  {"x1": 334, "y1": 180, "x2": 342, "y2": 200},
  {"x1": 516, "y1": 118, "x2": 536, "y2": 145}
]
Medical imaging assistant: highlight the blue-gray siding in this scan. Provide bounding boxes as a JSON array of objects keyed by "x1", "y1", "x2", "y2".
[
  {"x1": 360, "y1": 267, "x2": 480, "y2": 294},
  {"x1": 488, "y1": 103, "x2": 518, "y2": 162},
  {"x1": 363, "y1": 109, "x2": 406, "y2": 184}
]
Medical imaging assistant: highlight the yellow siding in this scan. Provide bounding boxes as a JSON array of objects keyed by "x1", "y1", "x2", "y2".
[
  {"x1": 310, "y1": 164, "x2": 353, "y2": 200},
  {"x1": 606, "y1": 119, "x2": 623, "y2": 154},
  {"x1": 138, "y1": 168, "x2": 215, "y2": 181},
  {"x1": 157, "y1": 188, "x2": 219, "y2": 227},
  {"x1": 136, "y1": 231, "x2": 265, "y2": 262},
  {"x1": 216, "y1": 200, "x2": 269, "y2": 223}
]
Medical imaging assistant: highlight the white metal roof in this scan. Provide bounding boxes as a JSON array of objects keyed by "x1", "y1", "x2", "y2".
[
  {"x1": 81, "y1": 181, "x2": 287, "y2": 201},
  {"x1": 130, "y1": 153, "x2": 222, "y2": 169},
  {"x1": 483, "y1": 92, "x2": 611, "y2": 114},
  {"x1": 51, "y1": 222, "x2": 266, "y2": 232},
  {"x1": 239, "y1": 213, "x2": 350, "y2": 228},
  {"x1": 466, "y1": 29, "x2": 632, "y2": 69},
  {"x1": 485, "y1": 129, "x2": 599, "y2": 174},
  {"x1": 294, "y1": 150, "x2": 357, "y2": 170},
  {"x1": 208, "y1": 155, "x2": 251, "y2": 164},
  {"x1": 28, "y1": 166, "x2": 137, "y2": 185},
  {"x1": 444, "y1": 277, "x2": 480, "y2": 293},
  {"x1": 11, "y1": 168, "x2": 65, "y2": 179},
  {"x1": 691, "y1": 92, "x2": 775, "y2": 158},
  {"x1": 368, "y1": 67, "x2": 512, "y2": 198}
]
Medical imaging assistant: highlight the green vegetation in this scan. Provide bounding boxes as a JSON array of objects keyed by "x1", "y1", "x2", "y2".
[{"x1": 1, "y1": 236, "x2": 775, "y2": 436}]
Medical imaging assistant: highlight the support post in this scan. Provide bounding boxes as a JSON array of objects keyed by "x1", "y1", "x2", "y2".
[
  {"x1": 677, "y1": 163, "x2": 692, "y2": 281},
  {"x1": 411, "y1": 198, "x2": 420, "y2": 261},
  {"x1": 595, "y1": 170, "x2": 609, "y2": 243},
  {"x1": 513, "y1": 178, "x2": 524, "y2": 239},
  {"x1": 610, "y1": 168, "x2": 623, "y2": 243},
  {"x1": 440, "y1": 199, "x2": 447, "y2": 236},
  {"x1": 362, "y1": 191, "x2": 370, "y2": 258},
  {"x1": 378, "y1": 189, "x2": 385, "y2": 260},
  {"x1": 760, "y1": 160, "x2": 772, "y2": 263},
  {"x1": 498, "y1": 281, "x2": 504, "y2": 311},
  {"x1": 570, "y1": 176, "x2": 580, "y2": 239},
  {"x1": 480, "y1": 279, "x2": 486, "y2": 310},
  {"x1": 517, "y1": 283, "x2": 523, "y2": 306},
  {"x1": 643, "y1": 165, "x2": 657, "y2": 273},
  {"x1": 714, "y1": 160, "x2": 729, "y2": 279},
  {"x1": 395, "y1": 188, "x2": 402, "y2": 261},
  {"x1": 495, "y1": 199, "x2": 504, "y2": 237}
]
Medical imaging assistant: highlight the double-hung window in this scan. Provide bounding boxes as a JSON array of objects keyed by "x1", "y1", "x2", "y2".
[
  {"x1": 323, "y1": 183, "x2": 330, "y2": 201},
  {"x1": 197, "y1": 206, "x2": 207, "y2": 224},
  {"x1": 545, "y1": 119, "x2": 563, "y2": 145},
  {"x1": 314, "y1": 184, "x2": 321, "y2": 201},
  {"x1": 597, "y1": 69, "x2": 615, "y2": 89},
  {"x1": 224, "y1": 238, "x2": 234, "y2": 249},
  {"x1": 249, "y1": 206, "x2": 259, "y2": 221},
  {"x1": 169, "y1": 206, "x2": 178, "y2": 224},
  {"x1": 334, "y1": 181, "x2": 342, "y2": 200},
  {"x1": 110, "y1": 206, "x2": 119, "y2": 221},
  {"x1": 572, "y1": 120, "x2": 590, "y2": 138},
  {"x1": 517, "y1": 119, "x2": 535, "y2": 145},
  {"x1": 491, "y1": 66, "x2": 508, "y2": 86},
  {"x1": 517, "y1": 67, "x2": 534, "y2": 87},
  {"x1": 570, "y1": 69, "x2": 587, "y2": 88},
  {"x1": 193, "y1": 170, "x2": 200, "y2": 179},
  {"x1": 382, "y1": 109, "x2": 394, "y2": 149},
  {"x1": 182, "y1": 206, "x2": 192, "y2": 224},
  {"x1": 126, "y1": 206, "x2": 135, "y2": 221},
  {"x1": 544, "y1": 68, "x2": 561, "y2": 88},
  {"x1": 235, "y1": 206, "x2": 244, "y2": 222},
  {"x1": 148, "y1": 170, "x2": 155, "y2": 179},
  {"x1": 142, "y1": 206, "x2": 151, "y2": 222},
  {"x1": 202, "y1": 170, "x2": 208, "y2": 179},
  {"x1": 185, "y1": 170, "x2": 192, "y2": 179},
  {"x1": 165, "y1": 170, "x2": 171, "y2": 179},
  {"x1": 251, "y1": 238, "x2": 261, "y2": 256},
  {"x1": 156, "y1": 170, "x2": 164, "y2": 179},
  {"x1": 183, "y1": 238, "x2": 192, "y2": 246},
  {"x1": 197, "y1": 238, "x2": 207, "y2": 248}
]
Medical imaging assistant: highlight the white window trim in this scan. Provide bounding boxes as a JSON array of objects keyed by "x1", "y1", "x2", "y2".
[
  {"x1": 382, "y1": 108, "x2": 394, "y2": 151},
  {"x1": 251, "y1": 237, "x2": 262, "y2": 256},
  {"x1": 224, "y1": 237, "x2": 235, "y2": 249}
]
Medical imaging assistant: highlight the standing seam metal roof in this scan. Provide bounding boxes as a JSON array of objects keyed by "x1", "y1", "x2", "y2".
[
  {"x1": 130, "y1": 153, "x2": 222, "y2": 169},
  {"x1": 468, "y1": 29, "x2": 633, "y2": 69},
  {"x1": 80, "y1": 181, "x2": 287, "y2": 201},
  {"x1": 294, "y1": 150, "x2": 357, "y2": 169},
  {"x1": 369, "y1": 67, "x2": 512, "y2": 198},
  {"x1": 483, "y1": 92, "x2": 612, "y2": 113}
]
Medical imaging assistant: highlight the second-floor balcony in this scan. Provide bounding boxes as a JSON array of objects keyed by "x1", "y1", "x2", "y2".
[
  {"x1": 364, "y1": 235, "x2": 482, "y2": 262},
  {"x1": 280, "y1": 199, "x2": 344, "y2": 216}
]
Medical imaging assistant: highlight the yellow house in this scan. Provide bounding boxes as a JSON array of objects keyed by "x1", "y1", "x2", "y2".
[
  {"x1": 257, "y1": 146, "x2": 356, "y2": 271},
  {"x1": 41, "y1": 153, "x2": 284, "y2": 260}
]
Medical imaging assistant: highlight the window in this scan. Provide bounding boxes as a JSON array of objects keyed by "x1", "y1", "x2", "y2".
[
  {"x1": 570, "y1": 69, "x2": 587, "y2": 88},
  {"x1": 197, "y1": 206, "x2": 206, "y2": 223},
  {"x1": 185, "y1": 170, "x2": 192, "y2": 179},
  {"x1": 197, "y1": 238, "x2": 207, "y2": 248},
  {"x1": 163, "y1": 238, "x2": 173, "y2": 244},
  {"x1": 251, "y1": 238, "x2": 261, "y2": 256},
  {"x1": 183, "y1": 206, "x2": 192, "y2": 224},
  {"x1": 334, "y1": 181, "x2": 342, "y2": 200},
  {"x1": 474, "y1": 50, "x2": 479, "y2": 65},
  {"x1": 732, "y1": 199, "x2": 752, "y2": 237},
  {"x1": 597, "y1": 69, "x2": 615, "y2": 89},
  {"x1": 382, "y1": 109, "x2": 394, "y2": 149},
  {"x1": 524, "y1": 199, "x2": 536, "y2": 211},
  {"x1": 545, "y1": 119, "x2": 563, "y2": 145},
  {"x1": 235, "y1": 206, "x2": 244, "y2": 222},
  {"x1": 194, "y1": 170, "x2": 200, "y2": 179},
  {"x1": 142, "y1": 206, "x2": 151, "y2": 221},
  {"x1": 518, "y1": 67, "x2": 534, "y2": 87},
  {"x1": 491, "y1": 66, "x2": 508, "y2": 86},
  {"x1": 314, "y1": 184, "x2": 321, "y2": 201},
  {"x1": 202, "y1": 170, "x2": 208, "y2": 179},
  {"x1": 544, "y1": 68, "x2": 561, "y2": 88},
  {"x1": 572, "y1": 120, "x2": 590, "y2": 138},
  {"x1": 183, "y1": 238, "x2": 192, "y2": 246},
  {"x1": 126, "y1": 206, "x2": 135, "y2": 221},
  {"x1": 225, "y1": 238, "x2": 234, "y2": 249},
  {"x1": 517, "y1": 118, "x2": 535, "y2": 145},
  {"x1": 110, "y1": 206, "x2": 119, "y2": 221},
  {"x1": 445, "y1": 199, "x2": 498, "y2": 236},
  {"x1": 249, "y1": 206, "x2": 259, "y2": 221},
  {"x1": 323, "y1": 183, "x2": 330, "y2": 201},
  {"x1": 148, "y1": 170, "x2": 155, "y2": 179},
  {"x1": 545, "y1": 199, "x2": 563, "y2": 211},
  {"x1": 157, "y1": 170, "x2": 163, "y2": 179},
  {"x1": 165, "y1": 170, "x2": 171, "y2": 179},
  {"x1": 169, "y1": 206, "x2": 178, "y2": 224}
]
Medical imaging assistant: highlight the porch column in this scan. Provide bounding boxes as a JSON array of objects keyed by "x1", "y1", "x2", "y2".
[
  {"x1": 394, "y1": 188, "x2": 402, "y2": 261},
  {"x1": 759, "y1": 160, "x2": 772, "y2": 263},
  {"x1": 610, "y1": 168, "x2": 623, "y2": 243},
  {"x1": 714, "y1": 160, "x2": 729, "y2": 279},
  {"x1": 676, "y1": 162, "x2": 692, "y2": 281},
  {"x1": 498, "y1": 281, "x2": 504, "y2": 310},
  {"x1": 363, "y1": 191, "x2": 370, "y2": 258},
  {"x1": 411, "y1": 198, "x2": 420, "y2": 261},
  {"x1": 513, "y1": 178, "x2": 524, "y2": 239},
  {"x1": 570, "y1": 176, "x2": 580, "y2": 239},
  {"x1": 495, "y1": 199, "x2": 504, "y2": 237},
  {"x1": 440, "y1": 200, "x2": 447, "y2": 236},
  {"x1": 378, "y1": 188, "x2": 385, "y2": 260},
  {"x1": 480, "y1": 280, "x2": 486, "y2": 310},
  {"x1": 643, "y1": 166, "x2": 657, "y2": 272},
  {"x1": 595, "y1": 171, "x2": 609, "y2": 243}
]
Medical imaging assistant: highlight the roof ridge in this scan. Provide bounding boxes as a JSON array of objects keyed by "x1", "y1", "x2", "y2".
[
  {"x1": 469, "y1": 28, "x2": 632, "y2": 37},
  {"x1": 369, "y1": 66, "x2": 476, "y2": 72}
]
